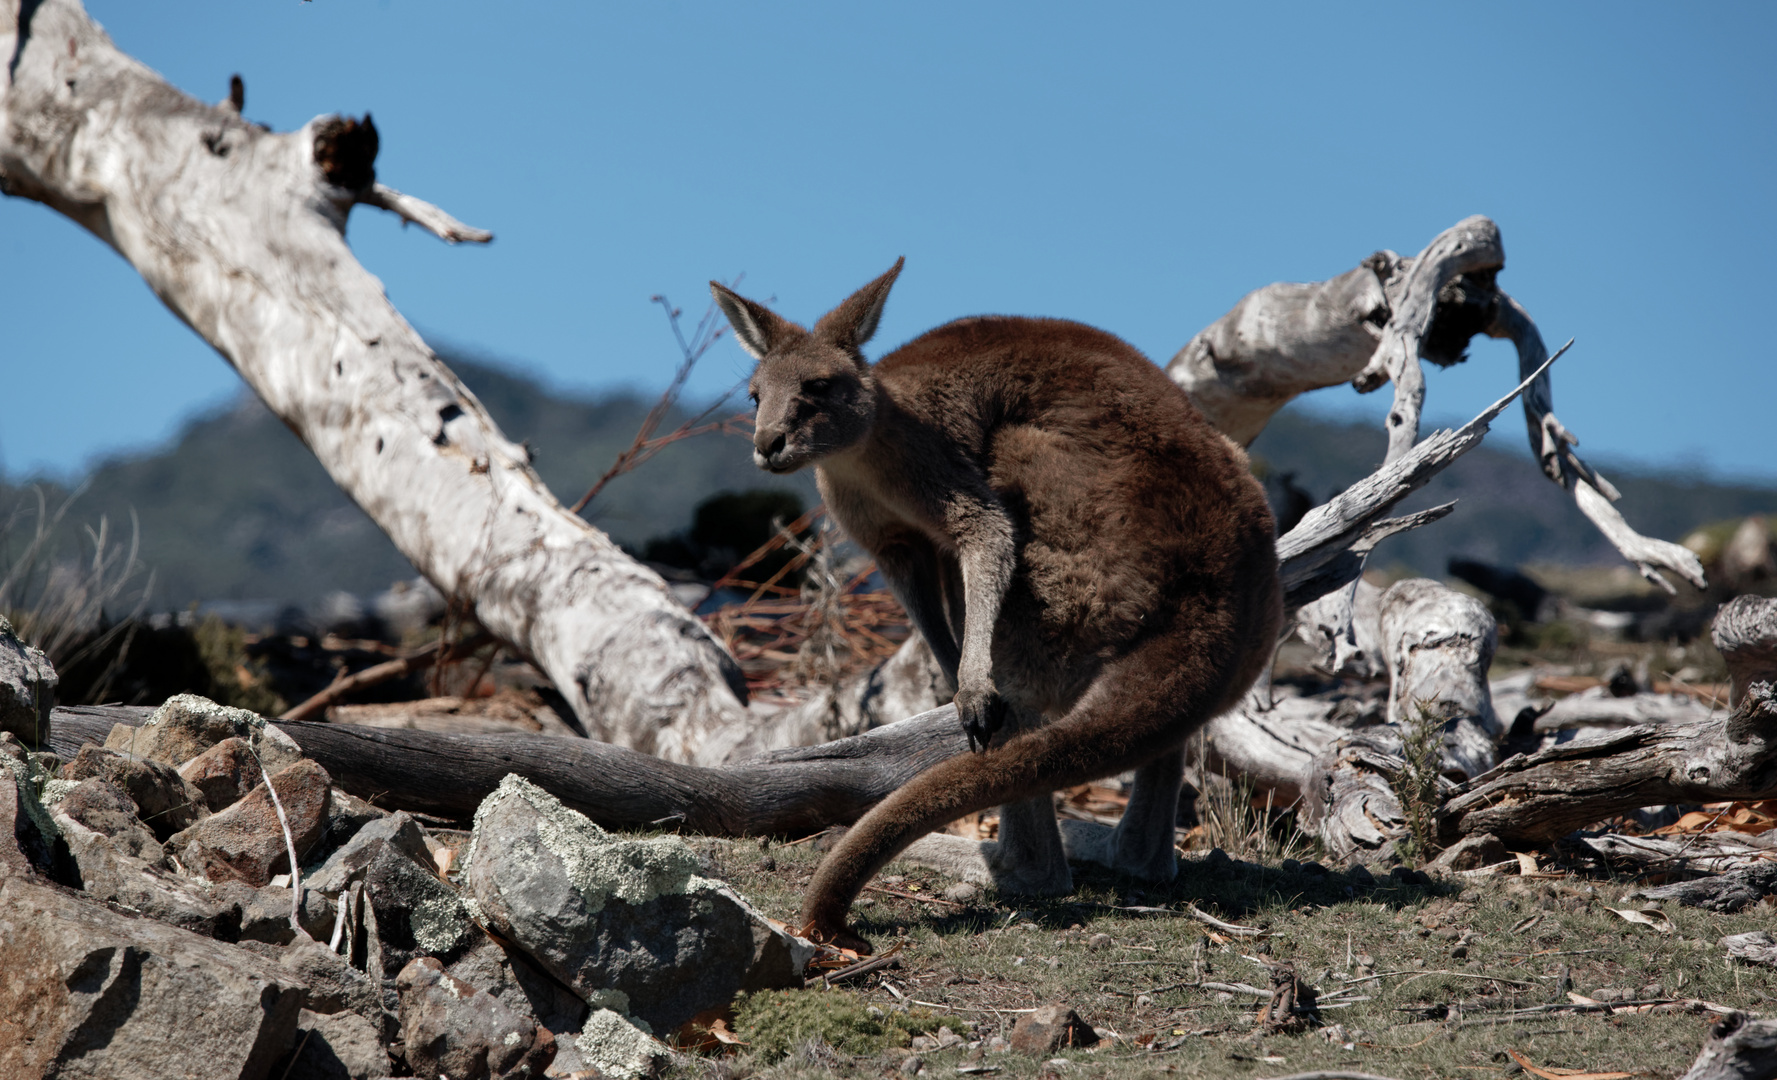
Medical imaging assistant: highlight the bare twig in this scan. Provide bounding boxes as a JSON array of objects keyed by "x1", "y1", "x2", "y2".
[
  {"x1": 569, "y1": 288, "x2": 743, "y2": 514},
  {"x1": 254, "y1": 739, "x2": 307, "y2": 937},
  {"x1": 356, "y1": 183, "x2": 493, "y2": 244},
  {"x1": 279, "y1": 630, "x2": 495, "y2": 722}
]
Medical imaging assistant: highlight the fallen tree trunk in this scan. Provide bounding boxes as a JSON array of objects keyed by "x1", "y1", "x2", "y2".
[
  {"x1": 49, "y1": 704, "x2": 973, "y2": 836},
  {"x1": 0, "y1": 0, "x2": 753, "y2": 765}
]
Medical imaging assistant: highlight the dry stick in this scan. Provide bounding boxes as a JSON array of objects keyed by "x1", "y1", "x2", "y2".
[
  {"x1": 279, "y1": 631, "x2": 495, "y2": 722},
  {"x1": 1257, "y1": 1072, "x2": 1406, "y2": 1080},
  {"x1": 568, "y1": 291, "x2": 738, "y2": 515},
  {"x1": 254, "y1": 739, "x2": 307, "y2": 937}
]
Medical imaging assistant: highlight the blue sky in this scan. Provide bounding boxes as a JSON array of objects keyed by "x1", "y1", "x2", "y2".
[{"x1": 2, "y1": 2, "x2": 1772, "y2": 483}]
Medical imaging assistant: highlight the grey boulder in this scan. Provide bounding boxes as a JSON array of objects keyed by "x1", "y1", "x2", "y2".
[
  {"x1": 396, "y1": 956, "x2": 555, "y2": 1080},
  {"x1": 308, "y1": 810, "x2": 479, "y2": 971},
  {"x1": 0, "y1": 874, "x2": 308, "y2": 1080},
  {"x1": 279, "y1": 1008, "x2": 392, "y2": 1080},
  {"x1": 460, "y1": 774, "x2": 813, "y2": 1034},
  {"x1": 0, "y1": 614, "x2": 54, "y2": 747}
]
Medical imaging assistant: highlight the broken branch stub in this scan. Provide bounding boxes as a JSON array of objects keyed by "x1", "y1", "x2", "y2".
[{"x1": 0, "y1": 0, "x2": 753, "y2": 763}]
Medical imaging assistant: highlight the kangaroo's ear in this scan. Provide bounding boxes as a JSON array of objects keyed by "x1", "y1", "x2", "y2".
[
  {"x1": 815, "y1": 256, "x2": 904, "y2": 353},
  {"x1": 710, "y1": 282, "x2": 796, "y2": 361}
]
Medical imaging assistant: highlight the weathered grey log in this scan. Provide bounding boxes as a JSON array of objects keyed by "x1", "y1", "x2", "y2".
[
  {"x1": 0, "y1": 0, "x2": 753, "y2": 765},
  {"x1": 1298, "y1": 579, "x2": 1498, "y2": 864},
  {"x1": 51, "y1": 704, "x2": 974, "y2": 836},
  {"x1": 1629, "y1": 860, "x2": 1777, "y2": 913},
  {"x1": 1439, "y1": 677, "x2": 1777, "y2": 847},
  {"x1": 1713, "y1": 595, "x2": 1777, "y2": 706},
  {"x1": 1676, "y1": 1012, "x2": 1777, "y2": 1080},
  {"x1": 1169, "y1": 216, "x2": 1704, "y2": 594},
  {"x1": 1533, "y1": 690, "x2": 1716, "y2": 732}
]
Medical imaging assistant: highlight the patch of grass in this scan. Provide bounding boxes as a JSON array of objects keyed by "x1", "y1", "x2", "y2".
[{"x1": 732, "y1": 988, "x2": 962, "y2": 1061}]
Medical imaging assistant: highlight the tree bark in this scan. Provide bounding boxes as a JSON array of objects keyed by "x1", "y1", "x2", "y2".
[
  {"x1": 0, "y1": 0, "x2": 752, "y2": 765},
  {"x1": 1676, "y1": 1013, "x2": 1777, "y2": 1080}
]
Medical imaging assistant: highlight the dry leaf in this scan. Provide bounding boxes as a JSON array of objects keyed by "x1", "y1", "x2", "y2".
[
  {"x1": 1605, "y1": 907, "x2": 1673, "y2": 933},
  {"x1": 1504, "y1": 1048, "x2": 1632, "y2": 1080}
]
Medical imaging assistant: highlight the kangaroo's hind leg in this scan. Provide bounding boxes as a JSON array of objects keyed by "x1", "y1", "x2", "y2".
[{"x1": 1107, "y1": 744, "x2": 1185, "y2": 881}]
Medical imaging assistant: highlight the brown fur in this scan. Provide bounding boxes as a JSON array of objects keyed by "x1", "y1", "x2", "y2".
[{"x1": 712, "y1": 260, "x2": 1282, "y2": 950}]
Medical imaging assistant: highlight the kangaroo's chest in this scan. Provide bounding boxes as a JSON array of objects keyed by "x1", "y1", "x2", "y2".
[{"x1": 814, "y1": 453, "x2": 955, "y2": 556}]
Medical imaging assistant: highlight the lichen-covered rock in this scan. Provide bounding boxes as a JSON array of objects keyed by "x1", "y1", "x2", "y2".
[
  {"x1": 53, "y1": 776, "x2": 166, "y2": 864},
  {"x1": 179, "y1": 736, "x2": 264, "y2": 812},
  {"x1": 307, "y1": 809, "x2": 480, "y2": 971},
  {"x1": 170, "y1": 758, "x2": 332, "y2": 886},
  {"x1": 61, "y1": 744, "x2": 209, "y2": 840},
  {"x1": 461, "y1": 775, "x2": 813, "y2": 1033},
  {"x1": 396, "y1": 956, "x2": 555, "y2": 1080},
  {"x1": 278, "y1": 1008, "x2": 392, "y2": 1080},
  {"x1": 0, "y1": 614, "x2": 55, "y2": 747},
  {"x1": 0, "y1": 874, "x2": 307, "y2": 1080},
  {"x1": 575, "y1": 1008, "x2": 675, "y2": 1080},
  {"x1": 0, "y1": 750, "x2": 68, "y2": 880},
  {"x1": 105, "y1": 693, "x2": 302, "y2": 773}
]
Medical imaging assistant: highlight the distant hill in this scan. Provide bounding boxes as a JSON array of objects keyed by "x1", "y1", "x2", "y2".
[
  {"x1": 4, "y1": 356, "x2": 1773, "y2": 613},
  {"x1": 1, "y1": 355, "x2": 814, "y2": 611}
]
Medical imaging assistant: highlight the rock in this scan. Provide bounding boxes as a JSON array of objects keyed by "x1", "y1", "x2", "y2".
[
  {"x1": 53, "y1": 776, "x2": 165, "y2": 863},
  {"x1": 448, "y1": 935, "x2": 589, "y2": 1042},
  {"x1": 0, "y1": 614, "x2": 55, "y2": 747},
  {"x1": 54, "y1": 808, "x2": 238, "y2": 936},
  {"x1": 461, "y1": 774, "x2": 814, "y2": 1033},
  {"x1": 1086, "y1": 933, "x2": 1112, "y2": 951},
  {"x1": 0, "y1": 874, "x2": 308, "y2": 1080},
  {"x1": 308, "y1": 810, "x2": 479, "y2": 970},
  {"x1": 396, "y1": 956, "x2": 555, "y2": 1080},
  {"x1": 61, "y1": 744, "x2": 208, "y2": 840},
  {"x1": 323, "y1": 786, "x2": 387, "y2": 849},
  {"x1": 280, "y1": 937, "x2": 381, "y2": 1017},
  {"x1": 179, "y1": 736, "x2": 264, "y2": 812},
  {"x1": 279, "y1": 1008, "x2": 392, "y2": 1080},
  {"x1": 575, "y1": 1008, "x2": 675, "y2": 1080},
  {"x1": 0, "y1": 730, "x2": 26, "y2": 762},
  {"x1": 171, "y1": 758, "x2": 332, "y2": 886},
  {"x1": 942, "y1": 881, "x2": 981, "y2": 903},
  {"x1": 105, "y1": 693, "x2": 302, "y2": 773},
  {"x1": 227, "y1": 881, "x2": 338, "y2": 945},
  {"x1": 1009, "y1": 1005, "x2": 1099, "y2": 1055},
  {"x1": 0, "y1": 749, "x2": 69, "y2": 880}
]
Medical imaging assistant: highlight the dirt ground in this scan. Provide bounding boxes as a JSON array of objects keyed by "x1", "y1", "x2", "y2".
[{"x1": 674, "y1": 830, "x2": 1775, "y2": 1080}]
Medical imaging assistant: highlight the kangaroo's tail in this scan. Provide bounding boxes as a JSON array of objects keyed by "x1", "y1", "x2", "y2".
[{"x1": 801, "y1": 570, "x2": 1282, "y2": 945}]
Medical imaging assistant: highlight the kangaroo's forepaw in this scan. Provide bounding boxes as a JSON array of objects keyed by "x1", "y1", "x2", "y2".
[{"x1": 955, "y1": 686, "x2": 1006, "y2": 752}]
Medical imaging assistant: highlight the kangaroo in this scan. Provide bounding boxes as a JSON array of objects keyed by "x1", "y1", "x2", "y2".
[{"x1": 712, "y1": 259, "x2": 1282, "y2": 950}]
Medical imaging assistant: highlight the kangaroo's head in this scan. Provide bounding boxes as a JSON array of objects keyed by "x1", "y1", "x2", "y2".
[{"x1": 711, "y1": 258, "x2": 903, "y2": 474}]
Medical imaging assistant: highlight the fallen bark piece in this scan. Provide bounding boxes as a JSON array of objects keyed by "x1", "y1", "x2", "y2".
[
  {"x1": 0, "y1": 874, "x2": 308, "y2": 1080},
  {"x1": 52, "y1": 776, "x2": 165, "y2": 864},
  {"x1": 54, "y1": 807, "x2": 238, "y2": 935},
  {"x1": 61, "y1": 744, "x2": 209, "y2": 840},
  {"x1": 396, "y1": 956, "x2": 555, "y2": 1080},
  {"x1": 180, "y1": 736, "x2": 267, "y2": 812},
  {"x1": 0, "y1": 615, "x2": 55, "y2": 747},
  {"x1": 1009, "y1": 1004, "x2": 1100, "y2": 1055},
  {"x1": 105, "y1": 693, "x2": 303, "y2": 774},
  {"x1": 171, "y1": 758, "x2": 333, "y2": 886},
  {"x1": 577, "y1": 1007, "x2": 677, "y2": 1080},
  {"x1": 1632, "y1": 862, "x2": 1777, "y2": 913},
  {"x1": 1424, "y1": 833, "x2": 1507, "y2": 874},
  {"x1": 1720, "y1": 932, "x2": 1777, "y2": 967},
  {"x1": 279, "y1": 1008, "x2": 392, "y2": 1080},
  {"x1": 460, "y1": 774, "x2": 814, "y2": 1033},
  {"x1": 1677, "y1": 1011, "x2": 1777, "y2": 1080}
]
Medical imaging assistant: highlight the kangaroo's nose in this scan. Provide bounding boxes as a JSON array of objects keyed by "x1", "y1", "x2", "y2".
[{"x1": 760, "y1": 432, "x2": 787, "y2": 461}]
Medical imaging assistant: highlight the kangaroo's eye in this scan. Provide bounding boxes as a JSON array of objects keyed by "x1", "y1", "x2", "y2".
[
  {"x1": 747, "y1": 390, "x2": 760, "y2": 405},
  {"x1": 802, "y1": 377, "x2": 832, "y2": 396}
]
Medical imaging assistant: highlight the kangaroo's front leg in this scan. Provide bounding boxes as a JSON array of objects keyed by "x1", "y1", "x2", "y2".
[{"x1": 947, "y1": 495, "x2": 1016, "y2": 751}]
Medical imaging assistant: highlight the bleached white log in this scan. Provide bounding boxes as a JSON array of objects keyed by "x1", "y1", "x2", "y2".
[
  {"x1": 1711, "y1": 595, "x2": 1777, "y2": 707},
  {"x1": 1533, "y1": 689, "x2": 1716, "y2": 732},
  {"x1": 1167, "y1": 215, "x2": 1706, "y2": 594},
  {"x1": 1487, "y1": 294, "x2": 1706, "y2": 593},
  {"x1": 1377, "y1": 579, "x2": 1501, "y2": 780},
  {"x1": 0, "y1": 0, "x2": 751, "y2": 763}
]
